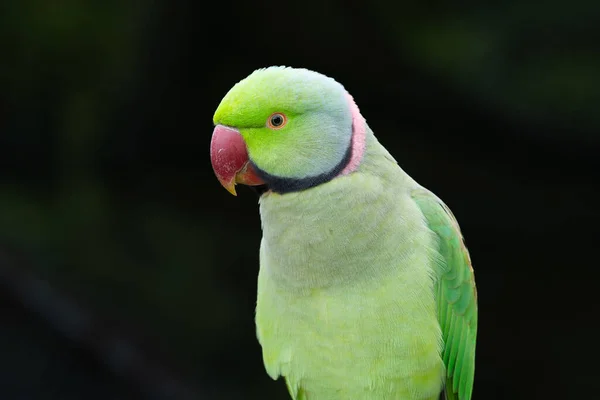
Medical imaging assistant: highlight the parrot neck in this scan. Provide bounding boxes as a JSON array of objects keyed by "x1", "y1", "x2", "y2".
[
  {"x1": 253, "y1": 93, "x2": 367, "y2": 195},
  {"x1": 252, "y1": 144, "x2": 353, "y2": 195},
  {"x1": 258, "y1": 130, "x2": 424, "y2": 291}
]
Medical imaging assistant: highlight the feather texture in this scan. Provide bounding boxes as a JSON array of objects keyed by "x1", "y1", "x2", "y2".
[
  {"x1": 255, "y1": 130, "x2": 447, "y2": 399},
  {"x1": 412, "y1": 189, "x2": 478, "y2": 400}
]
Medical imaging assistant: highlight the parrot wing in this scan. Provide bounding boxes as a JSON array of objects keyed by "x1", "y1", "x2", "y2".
[{"x1": 412, "y1": 188, "x2": 478, "y2": 400}]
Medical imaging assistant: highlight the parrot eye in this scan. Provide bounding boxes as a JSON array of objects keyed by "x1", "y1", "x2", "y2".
[{"x1": 267, "y1": 113, "x2": 287, "y2": 130}]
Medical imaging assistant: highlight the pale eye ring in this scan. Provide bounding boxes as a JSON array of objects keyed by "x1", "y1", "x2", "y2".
[{"x1": 267, "y1": 113, "x2": 287, "y2": 129}]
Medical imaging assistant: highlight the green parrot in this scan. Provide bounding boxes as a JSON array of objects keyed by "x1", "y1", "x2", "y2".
[{"x1": 210, "y1": 66, "x2": 477, "y2": 400}]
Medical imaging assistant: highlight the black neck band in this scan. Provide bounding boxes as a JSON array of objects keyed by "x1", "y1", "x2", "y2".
[{"x1": 253, "y1": 143, "x2": 353, "y2": 195}]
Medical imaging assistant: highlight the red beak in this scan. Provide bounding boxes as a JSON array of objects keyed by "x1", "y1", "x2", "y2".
[{"x1": 210, "y1": 125, "x2": 265, "y2": 195}]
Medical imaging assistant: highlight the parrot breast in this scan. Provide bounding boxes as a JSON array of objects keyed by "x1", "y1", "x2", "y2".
[{"x1": 255, "y1": 135, "x2": 445, "y2": 399}]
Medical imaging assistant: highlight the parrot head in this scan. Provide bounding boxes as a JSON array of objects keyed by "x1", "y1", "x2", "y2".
[{"x1": 210, "y1": 66, "x2": 366, "y2": 195}]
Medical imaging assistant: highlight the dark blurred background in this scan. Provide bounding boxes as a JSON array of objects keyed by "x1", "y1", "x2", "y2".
[{"x1": 1, "y1": 1, "x2": 598, "y2": 399}]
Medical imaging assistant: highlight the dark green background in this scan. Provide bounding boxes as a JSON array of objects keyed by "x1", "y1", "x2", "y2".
[{"x1": 1, "y1": 1, "x2": 598, "y2": 399}]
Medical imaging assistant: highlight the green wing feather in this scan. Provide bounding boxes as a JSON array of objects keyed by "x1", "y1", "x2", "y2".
[{"x1": 412, "y1": 188, "x2": 478, "y2": 400}]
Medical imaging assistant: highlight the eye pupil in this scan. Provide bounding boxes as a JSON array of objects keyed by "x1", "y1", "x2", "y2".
[{"x1": 271, "y1": 114, "x2": 283, "y2": 126}]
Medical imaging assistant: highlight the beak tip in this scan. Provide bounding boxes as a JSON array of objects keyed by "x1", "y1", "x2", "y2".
[
  {"x1": 218, "y1": 178, "x2": 238, "y2": 196},
  {"x1": 227, "y1": 186, "x2": 238, "y2": 196}
]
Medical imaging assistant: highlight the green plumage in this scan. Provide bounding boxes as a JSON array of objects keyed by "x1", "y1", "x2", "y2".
[
  {"x1": 412, "y1": 190, "x2": 477, "y2": 400},
  {"x1": 211, "y1": 66, "x2": 478, "y2": 399}
]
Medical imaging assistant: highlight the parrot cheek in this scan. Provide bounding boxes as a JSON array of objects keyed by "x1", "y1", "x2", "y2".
[{"x1": 210, "y1": 124, "x2": 265, "y2": 195}]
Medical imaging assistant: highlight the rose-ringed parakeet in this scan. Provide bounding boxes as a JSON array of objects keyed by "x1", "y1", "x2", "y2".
[{"x1": 210, "y1": 67, "x2": 477, "y2": 400}]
